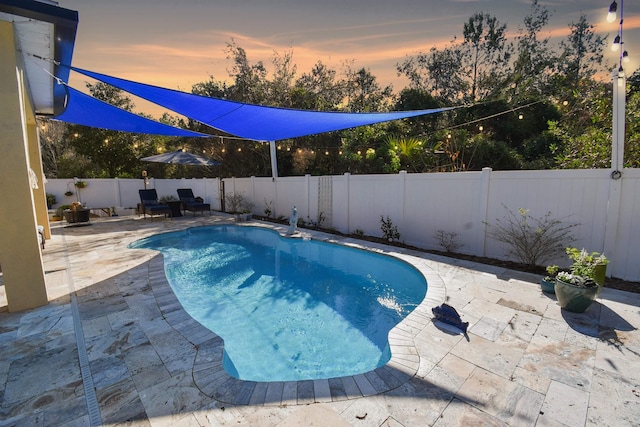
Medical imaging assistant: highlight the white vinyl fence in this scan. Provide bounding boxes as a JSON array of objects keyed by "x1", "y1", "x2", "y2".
[{"x1": 46, "y1": 168, "x2": 640, "y2": 281}]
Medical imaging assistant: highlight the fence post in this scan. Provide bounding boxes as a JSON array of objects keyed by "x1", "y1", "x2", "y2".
[
  {"x1": 306, "y1": 174, "x2": 311, "y2": 219},
  {"x1": 251, "y1": 176, "x2": 256, "y2": 210},
  {"x1": 478, "y1": 167, "x2": 492, "y2": 257},
  {"x1": 399, "y1": 170, "x2": 407, "y2": 236},
  {"x1": 603, "y1": 176, "x2": 622, "y2": 276},
  {"x1": 273, "y1": 177, "x2": 278, "y2": 219},
  {"x1": 114, "y1": 178, "x2": 122, "y2": 208},
  {"x1": 344, "y1": 172, "x2": 351, "y2": 233}
]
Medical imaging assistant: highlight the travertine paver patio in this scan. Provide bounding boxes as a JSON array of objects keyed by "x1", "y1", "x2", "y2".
[{"x1": 0, "y1": 214, "x2": 638, "y2": 426}]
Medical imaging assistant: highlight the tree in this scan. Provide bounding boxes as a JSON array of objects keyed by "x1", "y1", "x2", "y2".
[
  {"x1": 343, "y1": 65, "x2": 393, "y2": 112},
  {"x1": 65, "y1": 82, "x2": 165, "y2": 177},
  {"x1": 38, "y1": 118, "x2": 70, "y2": 178},
  {"x1": 397, "y1": 45, "x2": 467, "y2": 103},
  {"x1": 462, "y1": 12, "x2": 511, "y2": 101},
  {"x1": 224, "y1": 40, "x2": 268, "y2": 104},
  {"x1": 558, "y1": 14, "x2": 606, "y2": 84},
  {"x1": 268, "y1": 49, "x2": 297, "y2": 107},
  {"x1": 293, "y1": 61, "x2": 344, "y2": 110},
  {"x1": 511, "y1": 0, "x2": 556, "y2": 98}
]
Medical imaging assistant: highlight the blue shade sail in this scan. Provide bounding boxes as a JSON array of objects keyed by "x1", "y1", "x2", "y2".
[
  {"x1": 69, "y1": 66, "x2": 456, "y2": 141},
  {"x1": 53, "y1": 85, "x2": 209, "y2": 137}
]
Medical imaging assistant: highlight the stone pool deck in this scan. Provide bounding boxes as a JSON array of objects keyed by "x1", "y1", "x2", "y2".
[{"x1": 0, "y1": 214, "x2": 638, "y2": 426}]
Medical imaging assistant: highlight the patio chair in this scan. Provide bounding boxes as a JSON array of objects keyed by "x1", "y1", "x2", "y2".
[
  {"x1": 177, "y1": 188, "x2": 211, "y2": 216},
  {"x1": 139, "y1": 189, "x2": 172, "y2": 220}
]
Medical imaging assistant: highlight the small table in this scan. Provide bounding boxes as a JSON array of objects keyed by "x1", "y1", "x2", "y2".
[{"x1": 164, "y1": 200, "x2": 183, "y2": 217}]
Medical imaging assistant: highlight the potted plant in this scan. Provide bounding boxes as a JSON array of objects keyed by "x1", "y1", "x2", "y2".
[
  {"x1": 554, "y1": 271, "x2": 599, "y2": 313},
  {"x1": 53, "y1": 204, "x2": 71, "y2": 221},
  {"x1": 240, "y1": 200, "x2": 254, "y2": 221},
  {"x1": 566, "y1": 247, "x2": 609, "y2": 296},
  {"x1": 74, "y1": 180, "x2": 87, "y2": 189},
  {"x1": 540, "y1": 264, "x2": 558, "y2": 294},
  {"x1": 225, "y1": 193, "x2": 253, "y2": 221},
  {"x1": 46, "y1": 193, "x2": 57, "y2": 210},
  {"x1": 65, "y1": 182, "x2": 74, "y2": 197}
]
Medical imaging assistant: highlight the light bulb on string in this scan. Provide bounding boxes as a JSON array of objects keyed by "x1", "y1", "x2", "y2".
[
  {"x1": 607, "y1": 1, "x2": 618, "y2": 23},
  {"x1": 612, "y1": 35, "x2": 621, "y2": 52},
  {"x1": 622, "y1": 51, "x2": 630, "y2": 63}
]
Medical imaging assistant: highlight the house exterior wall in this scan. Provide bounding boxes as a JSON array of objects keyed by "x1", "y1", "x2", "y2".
[{"x1": 0, "y1": 20, "x2": 48, "y2": 311}]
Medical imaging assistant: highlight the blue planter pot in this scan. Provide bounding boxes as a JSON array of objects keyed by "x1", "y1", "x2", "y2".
[
  {"x1": 554, "y1": 278, "x2": 598, "y2": 313},
  {"x1": 540, "y1": 278, "x2": 556, "y2": 294}
]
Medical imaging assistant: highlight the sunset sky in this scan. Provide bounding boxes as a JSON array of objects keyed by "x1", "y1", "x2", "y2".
[{"x1": 58, "y1": 0, "x2": 639, "y2": 117}]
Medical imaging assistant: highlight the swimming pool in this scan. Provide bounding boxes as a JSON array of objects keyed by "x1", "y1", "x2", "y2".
[{"x1": 130, "y1": 225, "x2": 427, "y2": 382}]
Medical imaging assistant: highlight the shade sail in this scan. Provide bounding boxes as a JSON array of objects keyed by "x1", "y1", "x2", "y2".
[
  {"x1": 53, "y1": 85, "x2": 209, "y2": 137},
  {"x1": 69, "y1": 66, "x2": 456, "y2": 141},
  {"x1": 141, "y1": 149, "x2": 221, "y2": 166}
]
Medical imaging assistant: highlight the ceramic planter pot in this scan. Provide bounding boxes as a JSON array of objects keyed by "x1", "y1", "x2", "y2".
[
  {"x1": 554, "y1": 278, "x2": 598, "y2": 313},
  {"x1": 592, "y1": 263, "x2": 607, "y2": 296},
  {"x1": 540, "y1": 277, "x2": 556, "y2": 294}
]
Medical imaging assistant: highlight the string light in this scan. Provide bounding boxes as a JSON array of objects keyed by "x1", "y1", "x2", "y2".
[
  {"x1": 607, "y1": 0, "x2": 629, "y2": 78},
  {"x1": 612, "y1": 35, "x2": 621, "y2": 52},
  {"x1": 607, "y1": 0, "x2": 628, "y2": 175},
  {"x1": 607, "y1": 1, "x2": 618, "y2": 22}
]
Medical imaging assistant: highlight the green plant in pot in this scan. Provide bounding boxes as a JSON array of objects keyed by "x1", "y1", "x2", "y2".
[
  {"x1": 46, "y1": 193, "x2": 57, "y2": 209},
  {"x1": 566, "y1": 247, "x2": 608, "y2": 296},
  {"x1": 554, "y1": 271, "x2": 599, "y2": 313},
  {"x1": 540, "y1": 264, "x2": 558, "y2": 294}
]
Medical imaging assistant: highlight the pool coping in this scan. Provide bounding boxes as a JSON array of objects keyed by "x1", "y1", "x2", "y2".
[{"x1": 145, "y1": 222, "x2": 447, "y2": 405}]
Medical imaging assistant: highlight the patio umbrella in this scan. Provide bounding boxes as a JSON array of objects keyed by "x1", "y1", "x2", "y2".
[{"x1": 140, "y1": 149, "x2": 221, "y2": 166}]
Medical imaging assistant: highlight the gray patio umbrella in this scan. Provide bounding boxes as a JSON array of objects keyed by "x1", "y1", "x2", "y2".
[{"x1": 141, "y1": 149, "x2": 221, "y2": 166}]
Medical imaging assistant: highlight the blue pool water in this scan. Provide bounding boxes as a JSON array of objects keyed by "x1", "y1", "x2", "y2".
[{"x1": 130, "y1": 225, "x2": 427, "y2": 381}]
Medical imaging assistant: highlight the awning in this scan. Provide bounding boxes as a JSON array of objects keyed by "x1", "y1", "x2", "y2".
[
  {"x1": 67, "y1": 66, "x2": 456, "y2": 141},
  {"x1": 53, "y1": 85, "x2": 208, "y2": 137}
]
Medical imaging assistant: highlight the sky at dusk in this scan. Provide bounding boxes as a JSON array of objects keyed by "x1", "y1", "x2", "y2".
[{"x1": 57, "y1": 0, "x2": 639, "y2": 117}]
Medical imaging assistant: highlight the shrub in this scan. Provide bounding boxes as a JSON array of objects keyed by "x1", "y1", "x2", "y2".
[
  {"x1": 263, "y1": 199, "x2": 273, "y2": 218},
  {"x1": 380, "y1": 215, "x2": 400, "y2": 242},
  {"x1": 46, "y1": 193, "x2": 57, "y2": 208},
  {"x1": 226, "y1": 192, "x2": 252, "y2": 213},
  {"x1": 487, "y1": 205, "x2": 577, "y2": 267},
  {"x1": 434, "y1": 229, "x2": 463, "y2": 252}
]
